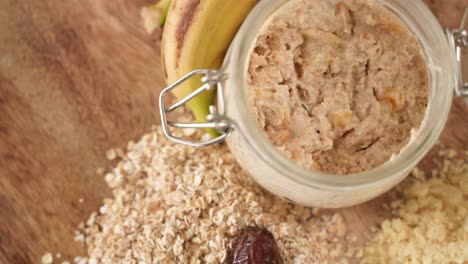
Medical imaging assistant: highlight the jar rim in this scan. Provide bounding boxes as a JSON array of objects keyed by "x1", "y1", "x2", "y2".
[{"x1": 222, "y1": 0, "x2": 455, "y2": 190}]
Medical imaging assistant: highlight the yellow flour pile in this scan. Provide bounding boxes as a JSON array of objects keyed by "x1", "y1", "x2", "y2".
[{"x1": 359, "y1": 149, "x2": 468, "y2": 263}]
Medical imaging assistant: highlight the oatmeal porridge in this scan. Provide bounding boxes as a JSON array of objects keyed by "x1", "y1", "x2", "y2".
[{"x1": 248, "y1": 0, "x2": 429, "y2": 174}]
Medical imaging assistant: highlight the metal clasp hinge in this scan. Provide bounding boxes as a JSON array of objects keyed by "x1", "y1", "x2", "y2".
[
  {"x1": 446, "y1": 8, "x2": 468, "y2": 104},
  {"x1": 159, "y1": 69, "x2": 233, "y2": 147}
]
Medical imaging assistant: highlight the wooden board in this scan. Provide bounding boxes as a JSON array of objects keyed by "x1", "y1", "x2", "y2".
[{"x1": 0, "y1": 0, "x2": 467, "y2": 263}]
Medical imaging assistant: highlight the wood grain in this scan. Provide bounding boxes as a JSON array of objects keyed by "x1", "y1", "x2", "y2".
[
  {"x1": 0, "y1": 0, "x2": 467, "y2": 263},
  {"x1": 0, "y1": 0, "x2": 163, "y2": 262}
]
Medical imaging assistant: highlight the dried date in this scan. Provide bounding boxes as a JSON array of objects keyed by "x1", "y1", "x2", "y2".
[{"x1": 225, "y1": 226, "x2": 283, "y2": 264}]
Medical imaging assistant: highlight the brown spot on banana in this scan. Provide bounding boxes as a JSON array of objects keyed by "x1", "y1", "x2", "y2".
[
  {"x1": 175, "y1": 0, "x2": 201, "y2": 68},
  {"x1": 161, "y1": 55, "x2": 168, "y2": 80}
]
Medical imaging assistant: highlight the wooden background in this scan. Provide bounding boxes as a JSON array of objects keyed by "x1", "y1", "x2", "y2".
[{"x1": 0, "y1": 0, "x2": 467, "y2": 263}]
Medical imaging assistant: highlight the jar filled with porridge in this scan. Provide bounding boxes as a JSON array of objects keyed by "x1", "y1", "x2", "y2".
[{"x1": 160, "y1": 0, "x2": 468, "y2": 208}]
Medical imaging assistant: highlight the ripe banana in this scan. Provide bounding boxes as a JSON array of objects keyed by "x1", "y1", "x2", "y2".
[{"x1": 161, "y1": 0, "x2": 258, "y2": 135}]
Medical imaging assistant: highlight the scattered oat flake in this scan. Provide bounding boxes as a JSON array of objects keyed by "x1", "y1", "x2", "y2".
[
  {"x1": 74, "y1": 232, "x2": 85, "y2": 243},
  {"x1": 41, "y1": 253, "x2": 53, "y2": 264},
  {"x1": 96, "y1": 168, "x2": 105, "y2": 175},
  {"x1": 141, "y1": 6, "x2": 162, "y2": 34},
  {"x1": 74, "y1": 256, "x2": 88, "y2": 264},
  {"x1": 105, "y1": 149, "x2": 117, "y2": 160}
]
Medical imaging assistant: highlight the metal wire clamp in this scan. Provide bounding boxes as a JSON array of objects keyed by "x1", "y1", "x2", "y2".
[
  {"x1": 159, "y1": 69, "x2": 233, "y2": 147},
  {"x1": 446, "y1": 8, "x2": 468, "y2": 104}
]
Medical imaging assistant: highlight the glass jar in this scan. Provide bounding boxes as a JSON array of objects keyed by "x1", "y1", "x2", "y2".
[{"x1": 159, "y1": 0, "x2": 468, "y2": 208}]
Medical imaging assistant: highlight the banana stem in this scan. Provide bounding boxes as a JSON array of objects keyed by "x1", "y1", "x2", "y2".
[
  {"x1": 154, "y1": 0, "x2": 173, "y2": 26},
  {"x1": 187, "y1": 98, "x2": 220, "y2": 138}
]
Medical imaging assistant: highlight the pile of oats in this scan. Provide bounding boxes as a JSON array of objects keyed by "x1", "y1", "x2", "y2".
[
  {"x1": 77, "y1": 127, "x2": 348, "y2": 263},
  {"x1": 357, "y1": 149, "x2": 468, "y2": 263}
]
